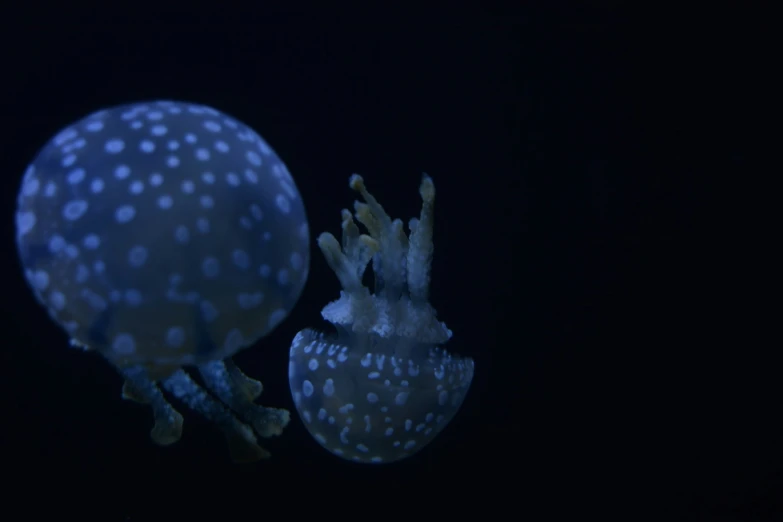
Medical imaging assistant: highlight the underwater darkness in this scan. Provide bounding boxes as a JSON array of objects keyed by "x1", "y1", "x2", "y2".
[{"x1": 0, "y1": 5, "x2": 778, "y2": 520}]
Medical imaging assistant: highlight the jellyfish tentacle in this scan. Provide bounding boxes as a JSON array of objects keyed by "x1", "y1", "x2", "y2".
[
  {"x1": 407, "y1": 174, "x2": 435, "y2": 304},
  {"x1": 121, "y1": 365, "x2": 183, "y2": 446},
  {"x1": 162, "y1": 369, "x2": 269, "y2": 462},
  {"x1": 198, "y1": 360, "x2": 289, "y2": 438},
  {"x1": 121, "y1": 379, "x2": 149, "y2": 404},
  {"x1": 224, "y1": 357, "x2": 263, "y2": 401}
]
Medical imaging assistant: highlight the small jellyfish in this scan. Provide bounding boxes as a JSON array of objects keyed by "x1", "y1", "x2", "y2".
[
  {"x1": 288, "y1": 174, "x2": 474, "y2": 463},
  {"x1": 15, "y1": 100, "x2": 310, "y2": 462}
]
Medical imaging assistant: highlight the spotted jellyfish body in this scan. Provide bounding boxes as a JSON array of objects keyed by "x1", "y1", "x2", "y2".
[
  {"x1": 288, "y1": 174, "x2": 474, "y2": 464},
  {"x1": 16, "y1": 100, "x2": 310, "y2": 462}
]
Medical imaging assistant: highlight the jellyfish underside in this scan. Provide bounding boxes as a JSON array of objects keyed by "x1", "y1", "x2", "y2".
[{"x1": 288, "y1": 175, "x2": 474, "y2": 464}]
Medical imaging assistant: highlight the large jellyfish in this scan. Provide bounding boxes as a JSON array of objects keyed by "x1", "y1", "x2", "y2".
[
  {"x1": 15, "y1": 100, "x2": 310, "y2": 462},
  {"x1": 288, "y1": 174, "x2": 474, "y2": 463}
]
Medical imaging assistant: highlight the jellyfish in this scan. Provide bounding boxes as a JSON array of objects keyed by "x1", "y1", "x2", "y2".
[
  {"x1": 15, "y1": 100, "x2": 310, "y2": 462},
  {"x1": 288, "y1": 174, "x2": 475, "y2": 463}
]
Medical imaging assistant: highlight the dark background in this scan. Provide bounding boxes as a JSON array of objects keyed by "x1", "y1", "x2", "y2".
[{"x1": 0, "y1": 6, "x2": 776, "y2": 520}]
